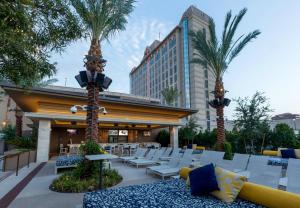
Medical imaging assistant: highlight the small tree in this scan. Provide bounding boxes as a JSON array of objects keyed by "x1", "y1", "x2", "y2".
[
  {"x1": 0, "y1": 0, "x2": 82, "y2": 86},
  {"x1": 161, "y1": 87, "x2": 179, "y2": 106},
  {"x1": 271, "y1": 123, "x2": 300, "y2": 149},
  {"x1": 156, "y1": 130, "x2": 170, "y2": 147},
  {"x1": 234, "y1": 92, "x2": 272, "y2": 154},
  {"x1": 179, "y1": 117, "x2": 199, "y2": 146}
]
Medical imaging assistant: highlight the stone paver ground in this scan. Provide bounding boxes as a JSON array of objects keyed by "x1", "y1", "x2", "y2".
[{"x1": 7, "y1": 159, "x2": 160, "y2": 208}]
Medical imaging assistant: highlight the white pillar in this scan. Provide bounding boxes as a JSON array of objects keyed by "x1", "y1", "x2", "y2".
[
  {"x1": 169, "y1": 126, "x2": 179, "y2": 148},
  {"x1": 36, "y1": 120, "x2": 51, "y2": 162}
]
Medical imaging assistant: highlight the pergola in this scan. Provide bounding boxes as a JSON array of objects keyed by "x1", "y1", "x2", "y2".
[{"x1": 1, "y1": 83, "x2": 197, "y2": 162}]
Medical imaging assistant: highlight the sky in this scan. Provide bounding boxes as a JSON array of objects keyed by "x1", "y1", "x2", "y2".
[{"x1": 50, "y1": 0, "x2": 300, "y2": 119}]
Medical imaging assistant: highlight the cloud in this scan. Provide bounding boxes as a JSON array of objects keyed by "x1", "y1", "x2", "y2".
[
  {"x1": 50, "y1": 18, "x2": 175, "y2": 94},
  {"x1": 101, "y1": 18, "x2": 175, "y2": 93}
]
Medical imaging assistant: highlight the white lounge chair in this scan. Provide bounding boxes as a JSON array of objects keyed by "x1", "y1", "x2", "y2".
[
  {"x1": 128, "y1": 149, "x2": 157, "y2": 168},
  {"x1": 219, "y1": 153, "x2": 250, "y2": 172},
  {"x1": 196, "y1": 150, "x2": 225, "y2": 166},
  {"x1": 119, "y1": 148, "x2": 147, "y2": 163},
  {"x1": 240, "y1": 155, "x2": 282, "y2": 189},
  {"x1": 285, "y1": 158, "x2": 300, "y2": 194},
  {"x1": 151, "y1": 149, "x2": 194, "y2": 179},
  {"x1": 127, "y1": 149, "x2": 165, "y2": 168},
  {"x1": 162, "y1": 147, "x2": 172, "y2": 157},
  {"x1": 160, "y1": 148, "x2": 181, "y2": 161}
]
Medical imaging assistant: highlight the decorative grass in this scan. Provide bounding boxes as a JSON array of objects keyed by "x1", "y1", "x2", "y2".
[{"x1": 50, "y1": 169, "x2": 122, "y2": 193}]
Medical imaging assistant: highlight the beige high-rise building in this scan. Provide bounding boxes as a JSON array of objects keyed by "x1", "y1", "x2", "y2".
[{"x1": 130, "y1": 6, "x2": 216, "y2": 130}]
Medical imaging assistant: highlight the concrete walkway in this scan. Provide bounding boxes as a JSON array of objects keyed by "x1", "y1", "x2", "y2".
[{"x1": 7, "y1": 159, "x2": 160, "y2": 208}]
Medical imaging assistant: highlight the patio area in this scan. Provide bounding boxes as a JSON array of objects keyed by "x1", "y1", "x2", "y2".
[{"x1": 6, "y1": 159, "x2": 160, "y2": 208}]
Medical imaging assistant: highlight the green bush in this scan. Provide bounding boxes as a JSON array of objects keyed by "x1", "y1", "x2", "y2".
[
  {"x1": 194, "y1": 129, "x2": 217, "y2": 149},
  {"x1": 6, "y1": 136, "x2": 36, "y2": 149},
  {"x1": 1, "y1": 124, "x2": 16, "y2": 140},
  {"x1": 79, "y1": 140, "x2": 103, "y2": 155},
  {"x1": 224, "y1": 142, "x2": 233, "y2": 160},
  {"x1": 270, "y1": 123, "x2": 299, "y2": 149},
  {"x1": 156, "y1": 130, "x2": 170, "y2": 147},
  {"x1": 50, "y1": 169, "x2": 122, "y2": 193}
]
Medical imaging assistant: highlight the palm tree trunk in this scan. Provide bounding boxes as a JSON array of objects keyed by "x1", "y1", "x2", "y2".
[
  {"x1": 215, "y1": 79, "x2": 225, "y2": 150},
  {"x1": 15, "y1": 107, "x2": 23, "y2": 137},
  {"x1": 85, "y1": 39, "x2": 103, "y2": 141}
]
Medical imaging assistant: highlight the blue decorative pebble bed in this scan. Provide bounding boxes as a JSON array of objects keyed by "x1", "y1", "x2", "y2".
[
  {"x1": 83, "y1": 179, "x2": 263, "y2": 208},
  {"x1": 56, "y1": 155, "x2": 83, "y2": 167}
]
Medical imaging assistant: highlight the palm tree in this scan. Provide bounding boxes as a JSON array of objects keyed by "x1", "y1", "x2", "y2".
[
  {"x1": 161, "y1": 87, "x2": 179, "y2": 106},
  {"x1": 71, "y1": 0, "x2": 135, "y2": 141},
  {"x1": 191, "y1": 8, "x2": 260, "y2": 150}
]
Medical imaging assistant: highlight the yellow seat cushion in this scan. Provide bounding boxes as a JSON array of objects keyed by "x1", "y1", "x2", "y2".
[
  {"x1": 179, "y1": 167, "x2": 192, "y2": 180},
  {"x1": 196, "y1": 146, "x2": 205, "y2": 150},
  {"x1": 239, "y1": 182, "x2": 300, "y2": 208},
  {"x1": 277, "y1": 147, "x2": 287, "y2": 157},
  {"x1": 211, "y1": 167, "x2": 247, "y2": 203},
  {"x1": 263, "y1": 150, "x2": 278, "y2": 156},
  {"x1": 294, "y1": 149, "x2": 300, "y2": 159}
]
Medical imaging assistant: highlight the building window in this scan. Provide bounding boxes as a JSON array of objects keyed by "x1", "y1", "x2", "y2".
[
  {"x1": 205, "y1": 90, "x2": 209, "y2": 99},
  {"x1": 205, "y1": 80, "x2": 208, "y2": 88},
  {"x1": 205, "y1": 69, "x2": 208, "y2": 78},
  {"x1": 182, "y1": 18, "x2": 191, "y2": 108}
]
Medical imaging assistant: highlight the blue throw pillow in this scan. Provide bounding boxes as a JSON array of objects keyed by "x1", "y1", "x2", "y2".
[
  {"x1": 187, "y1": 144, "x2": 193, "y2": 149},
  {"x1": 281, "y1": 149, "x2": 296, "y2": 158},
  {"x1": 189, "y1": 163, "x2": 219, "y2": 196}
]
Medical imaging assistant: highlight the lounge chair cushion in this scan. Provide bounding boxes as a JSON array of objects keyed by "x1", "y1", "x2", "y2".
[
  {"x1": 211, "y1": 167, "x2": 247, "y2": 203},
  {"x1": 189, "y1": 163, "x2": 219, "y2": 196},
  {"x1": 281, "y1": 149, "x2": 296, "y2": 159},
  {"x1": 277, "y1": 148, "x2": 287, "y2": 157}
]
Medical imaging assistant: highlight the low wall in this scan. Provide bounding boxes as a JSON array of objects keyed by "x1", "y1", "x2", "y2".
[{"x1": 3, "y1": 150, "x2": 36, "y2": 172}]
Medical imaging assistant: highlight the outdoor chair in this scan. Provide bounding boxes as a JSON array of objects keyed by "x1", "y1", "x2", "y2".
[
  {"x1": 161, "y1": 147, "x2": 172, "y2": 157},
  {"x1": 150, "y1": 149, "x2": 194, "y2": 179},
  {"x1": 127, "y1": 149, "x2": 157, "y2": 168},
  {"x1": 127, "y1": 149, "x2": 165, "y2": 168},
  {"x1": 160, "y1": 148, "x2": 181, "y2": 161},
  {"x1": 119, "y1": 148, "x2": 147, "y2": 163},
  {"x1": 239, "y1": 155, "x2": 282, "y2": 189},
  {"x1": 284, "y1": 158, "x2": 300, "y2": 194},
  {"x1": 59, "y1": 144, "x2": 68, "y2": 155},
  {"x1": 195, "y1": 150, "x2": 225, "y2": 166},
  {"x1": 219, "y1": 153, "x2": 250, "y2": 172}
]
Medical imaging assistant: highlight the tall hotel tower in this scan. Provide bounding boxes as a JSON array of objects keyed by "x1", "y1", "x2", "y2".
[{"x1": 130, "y1": 6, "x2": 216, "y2": 130}]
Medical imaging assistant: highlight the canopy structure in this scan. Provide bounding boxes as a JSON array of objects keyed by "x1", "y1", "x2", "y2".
[{"x1": 1, "y1": 82, "x2": 197, "y2": 162}]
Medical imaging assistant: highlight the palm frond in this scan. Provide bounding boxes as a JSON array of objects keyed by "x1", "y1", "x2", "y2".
[
  {"x1": 228, "y1": 30, "x2": 261, "y2": 64},
  {"x1": 71, "y1": 0, "x2": 135, "y2": 41},
  {"x1": 191, "y1": 8, "x2": 260, "y2": 81}
]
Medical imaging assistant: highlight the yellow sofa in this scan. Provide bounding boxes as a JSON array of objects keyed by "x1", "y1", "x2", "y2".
[
  {"x1": 179, "y1": 167, "x2": 300, "y2": 208},
  {"x1": 262, "y1": 150, "x2": 278, "y2": 156},
  {"x1": 262, "y1": 148, "x2": 300, "y2": 159}
]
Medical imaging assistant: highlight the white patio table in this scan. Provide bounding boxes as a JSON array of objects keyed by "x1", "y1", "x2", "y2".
[{"x1": 85, "y1": 154, "x2": 119, "y2": 189}]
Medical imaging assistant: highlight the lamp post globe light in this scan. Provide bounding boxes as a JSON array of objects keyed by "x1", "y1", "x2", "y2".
[{"x1": 75, "y1": 54, "x2": 112, "y2": 141}]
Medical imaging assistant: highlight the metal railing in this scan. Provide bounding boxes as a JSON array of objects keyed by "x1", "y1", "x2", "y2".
[{"x1": 0, "y1": 150, "x2": 36, "y2": 176}]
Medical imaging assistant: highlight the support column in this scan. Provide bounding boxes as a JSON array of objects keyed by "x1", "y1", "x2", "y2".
[
  {"x1": 169, "y1": 126, "x2": 179, "y2": 148},
  {"x1": 36, "y1": 120, "x2": 51, "y2": 162}
]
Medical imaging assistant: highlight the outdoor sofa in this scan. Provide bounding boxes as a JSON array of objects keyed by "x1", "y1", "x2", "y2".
[
  {"x1": 55, "y1": 155, "x2": 83, "y2": 174},
  {"x1": 83, "y1": 166, "x2": 300, "y2": 208}
]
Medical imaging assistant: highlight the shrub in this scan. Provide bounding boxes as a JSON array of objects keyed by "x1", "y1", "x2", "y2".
[
  {"x1": 270, "y1": 123, "x2": 299, "y2": 149},
  {"x1": 79, "y1": 140, "x2": 103, "y2": 155},
  {"x1": 224, "y1": 142, "x2": 233, "y2": 160},
  {"x1": 6, "y1": 136, "x2": 36, "y2": 149},
  {"x1": 1, "y1": 124, "x2": 15, "y2": 140},
  {"x1": 156, "y1": 130, "x2": 170, "y2": 147},
  {"x1": 50, "y1": 169, "x2": 122, "y2": 193}
]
